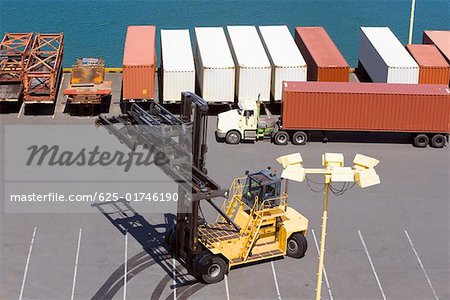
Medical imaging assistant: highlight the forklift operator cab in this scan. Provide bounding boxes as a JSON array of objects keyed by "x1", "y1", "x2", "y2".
[{"x1": 242, "y1": 170, "x2": 282, "y2": 210}]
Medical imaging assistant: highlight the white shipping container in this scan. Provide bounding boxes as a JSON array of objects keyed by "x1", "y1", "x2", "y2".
[
  {"x1": 194, "y1": 27, "x2": 235, "y2": 103},
  {"x1": 359, "y1": 27, "x2": 419, "y2": 84},
  {"x1": 160, "y1": 29, "x2": 195, "y2": 103},
  {"x1": 259, "y1": 25, "x2": 307, "y2": 101},
  {"x1": 227, "y1": 26, "x2": 272, "y2": 102}
]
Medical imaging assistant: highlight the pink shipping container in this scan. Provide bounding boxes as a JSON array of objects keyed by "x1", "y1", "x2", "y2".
[
  {"x1": 406, "y1": 44, "x2": 450, "y2": 85},
  {"x1": 294, "y1": 27, "x2": 349, "y2": 82},
  {"x1": 122, "y1": 25, "x2": 156, "y2": 101},
  {"x1": 423, "y1": 30, "x2": 450, "y2": 64},
  {"x1": 281, "y1": 82, "x2": 450, "y2": 136}
]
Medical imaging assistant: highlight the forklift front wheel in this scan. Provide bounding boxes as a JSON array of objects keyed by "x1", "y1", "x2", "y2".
[
  {"x1": 286, "y1": 232, "x2": 308, "y2": 258},
  {"x1": 195, "y1": 252, "x2": 227, "y2": 284}
]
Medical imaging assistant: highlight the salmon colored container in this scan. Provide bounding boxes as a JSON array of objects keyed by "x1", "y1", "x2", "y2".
[
  {"x1": 281, "y1": 81, "x2": 450, "y2": 133},
  {"x1": 294, "y1": 27, "x2": 349, "y2": 82},
  {"x1": 122, "y1": 25, "x2": 156, "y2": 101},
  {"x1": 423, "y1": 30, "x2": 450, "y2": 64},
  {"x1": 406, "y1": 44, "x2": 450, "y2": 85}
]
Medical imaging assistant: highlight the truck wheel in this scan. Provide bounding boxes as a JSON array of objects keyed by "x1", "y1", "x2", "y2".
[
  {"x1": 273, "y1": 131, "x2": 289, "y2": 145},
  {"x1": 430, "y1": 134, "x2": 446, "y2": 148},
  {"x1": 286, "y1": 232, "x2": 307, "y2": 258},
  {"x1": 225, "y1": 130, "x2": 241, "y2": 144},
  {"x1": 413, "y1": 134, "x2": 429, "y2": 148},
  {"x1": 195, "y1": 252, "x2": 227, "y2": 284},
  {"x1": 292, "y1": 131, "x2": 308, "y2": 145}
]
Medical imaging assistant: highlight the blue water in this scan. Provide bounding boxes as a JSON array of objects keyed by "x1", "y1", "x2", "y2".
[{"x1": 1, "y1": 0, "x2": 449, "y2": 67}]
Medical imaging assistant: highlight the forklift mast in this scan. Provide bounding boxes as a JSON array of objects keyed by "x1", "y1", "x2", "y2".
[{"x1": 96, "y1": 92, "x2": 230, "y2": 269}]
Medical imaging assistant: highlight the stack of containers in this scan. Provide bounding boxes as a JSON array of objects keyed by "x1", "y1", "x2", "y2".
[
  {"x1": 259, "y1": 25, "x2": 307, "y2": 102},
  {"x1": 406, "y1": 44, "x2": 450, "y2": 85},
  {"x1": 358, "y1": 27, "x2": 419, "y2": 84},
  {"x1": 227, "y1": 26, "x2": 272, "y2": 102},
  {"x1": 194, "y1": 27, "x2": 235, "y2": 103},
  {"x1": 122, "y1": 25, "x2": 156, "y2": 101},
  {"x1": 160, "y1": 29, "x2": 195, "y2": 103},
  {"x1": 423, "y1": 30, "x2": 450, "y2": 64},
  {"x1": 294, "y1": 27, "x2": 349, "y2": 82}
]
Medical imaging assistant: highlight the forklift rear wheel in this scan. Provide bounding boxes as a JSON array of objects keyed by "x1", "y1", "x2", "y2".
[
  {"x1": 430, "y1": 134, "x2": 446, "y2": 148},
  {"x1": 292, "y1": 131, "x2": 308, "y2": 145},
  {"x1": 413, "y1": 134, "x2": 429, "y2": 148},
  {"x1": 195, "y1": 252, "x2": 227, "y2": 284},
  {"x1": 273, "y1": 131, "x2": 289, "y2": 145},
  {"x1": 225, "y1": 130, "x2": 241, "y2": 144},
  {"x1": 286, "y1": 233, "x2": 307, "y2": 258}
]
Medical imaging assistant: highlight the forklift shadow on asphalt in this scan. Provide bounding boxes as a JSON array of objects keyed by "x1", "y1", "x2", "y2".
[{"x1": 91, "y1": 199, "x2": 207, "y2": 300}]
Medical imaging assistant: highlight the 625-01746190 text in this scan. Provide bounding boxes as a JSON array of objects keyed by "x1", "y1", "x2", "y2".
[{"x1": 9, "y1": 192, "x2": 179, "y2": 202}]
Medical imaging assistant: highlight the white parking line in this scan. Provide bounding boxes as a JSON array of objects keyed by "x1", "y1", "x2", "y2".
[
  {"x1": 19, "y1": 227, "x2": 37, "y2": 300},
  {"x1": 270, "y1": 261, "x2": 282, "y2": 300},
  {"x1": 311, "y1": 229, "x2": 333, "y2": 300},
  {"x1": 224, "y1": 273, "x2": 230, "y2": 300},
  {"x1": 17, "y1": 103, "x2": 24, "y2": 118},
  {"x1": 71, "y1": 228, "x2": 82, "y2": 300},
  {"x1": 404, "y1": 230, "x2": 439, "y2": 300},
  {"x1": 358, "y1": 230, "x2": 386, "y2": 300},
  {"x1": 172, "y1": 257, "x2": 177, "y2": 299},
  {"x1": 123, "y1": 230, "x2": 128, "y2": 300}
]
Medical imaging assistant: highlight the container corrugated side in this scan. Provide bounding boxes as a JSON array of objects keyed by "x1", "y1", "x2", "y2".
[
  {"x1": 281, "y1": 82, "x2": 450, "y2": 132},
  {"x1": 423, "y1": 30, "x2": 450, "y2": 64},
  {"x1": 358, "y1": 27, "x2": 419, "y2": 84},
  {"x1": 259, "y1": 26, "x2": 307, "y2": 101},
  {"x1": 294, "y1": 27, "x2": 349, "y2": 82},
  {"x1": 227, "y1": 26, "x2": 272, "y2": 102},
  {"x1": 161, "y1": 29, "x2": 195, "y2": 102},
  {"x1": 194, "y1": 27, "x2": 235, "y2": 103},
  {"x1": 122, "y1": 26, "x2": 156, "y2": 100},
  {"x1": 406, "y1": 44, "x2": 450, "y2": 85}
]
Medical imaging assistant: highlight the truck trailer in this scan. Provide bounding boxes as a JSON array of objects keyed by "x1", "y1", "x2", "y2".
[{"x1": 216, "y1": 81, "x2": 450, "y2": 148}]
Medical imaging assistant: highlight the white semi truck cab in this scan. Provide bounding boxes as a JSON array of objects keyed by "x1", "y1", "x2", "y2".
[{"x1": 217, "y1": 101, "x2": 282, "y2": 144}]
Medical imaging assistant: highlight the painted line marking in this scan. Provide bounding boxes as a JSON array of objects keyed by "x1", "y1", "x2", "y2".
[
  {"x1": 19, "y1": 227, "x2": 37, "y2": 300},
  {"x1": 123, "y1": 230, "x2": 128, "y2": 300},
  {"x1": 224, "y1": 273, "x2": 230, "y2": 300},
  {"x1": 270, "y1": 261, "x2": 282, "y2": 300},
  {"x1": 358, "y1": 230, "x2": 386, "y2": 300},
  {"x1": 17, "y1": 103, "x2": 24, "y2": 118},
  {"x1": 404, "y1": 230, "x2": 439, "y2": 300},
  {"x1": 70, "y1": 228, "x2": 82, "y2": 300},
  {"x1": 172, "y1": 257, "x2": 177, "y2": 299},
  {"x1": 311, "y1": 229, "x2": 333, "y2": 300}
]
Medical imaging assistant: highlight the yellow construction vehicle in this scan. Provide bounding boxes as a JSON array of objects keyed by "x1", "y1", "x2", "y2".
[{"x1": 167, "y1": 168, "x2": 309, "y2": 284}]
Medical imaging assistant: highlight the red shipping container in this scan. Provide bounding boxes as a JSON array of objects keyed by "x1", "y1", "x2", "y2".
[
  {"x1": 122, "y1": 25, "x2": 156, "y2": 100},
  {"x1": 294, "y1": 27, "x2": 349, "y2": 82},
  {"x1": 423, "y1": 30, "x2": 450, "y2": 64},
  {"x1": 281, "y1": 81, "x2": 450, "y2": 133},
  {"x1": 406, "y1": 44, "x2": 450, "y2": 85}
]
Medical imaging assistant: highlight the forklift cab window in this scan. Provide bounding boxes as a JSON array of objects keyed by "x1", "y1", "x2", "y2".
[
  {"x1": 262, "y1": 183, "x2": 281, "y2": 207},
  {"x1": 242, "y1": 177, "x2": 261, "y2": 209}
]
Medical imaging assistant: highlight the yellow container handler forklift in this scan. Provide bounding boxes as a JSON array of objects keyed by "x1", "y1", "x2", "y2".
[{"x1": 98, "y1": 92, "x2": 309, "y2": 284}]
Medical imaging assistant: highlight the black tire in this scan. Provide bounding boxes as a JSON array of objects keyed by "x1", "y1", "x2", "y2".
[
  {"x1": 286, "y1": 232, "x2": 308, "y2": 258},
  {"x1": 273, "y1": 131, "x2": 289, "y2": 145},
  {"x1": 194, "y1": 252, "x2": 227, "y2": 284},
  {"x1": 225, "y1": 130, "x2": 241, "y2": 144},
  {"x1": 292, "y1": 131, "x2": 308, "y2": 145},
  {"x1": 165, "y1": 226, "x2": 176, "y2": 253},
  {"x1": 413, "y1": 134, "x2": 429, "y2": 148},
  {"x1": 430, "y1": 134, "x2": 446, "y2": 148}
]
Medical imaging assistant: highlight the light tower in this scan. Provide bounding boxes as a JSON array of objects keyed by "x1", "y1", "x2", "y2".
[{"x1": 276, "y1": 152, "x2": 381, "y2": 300}]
